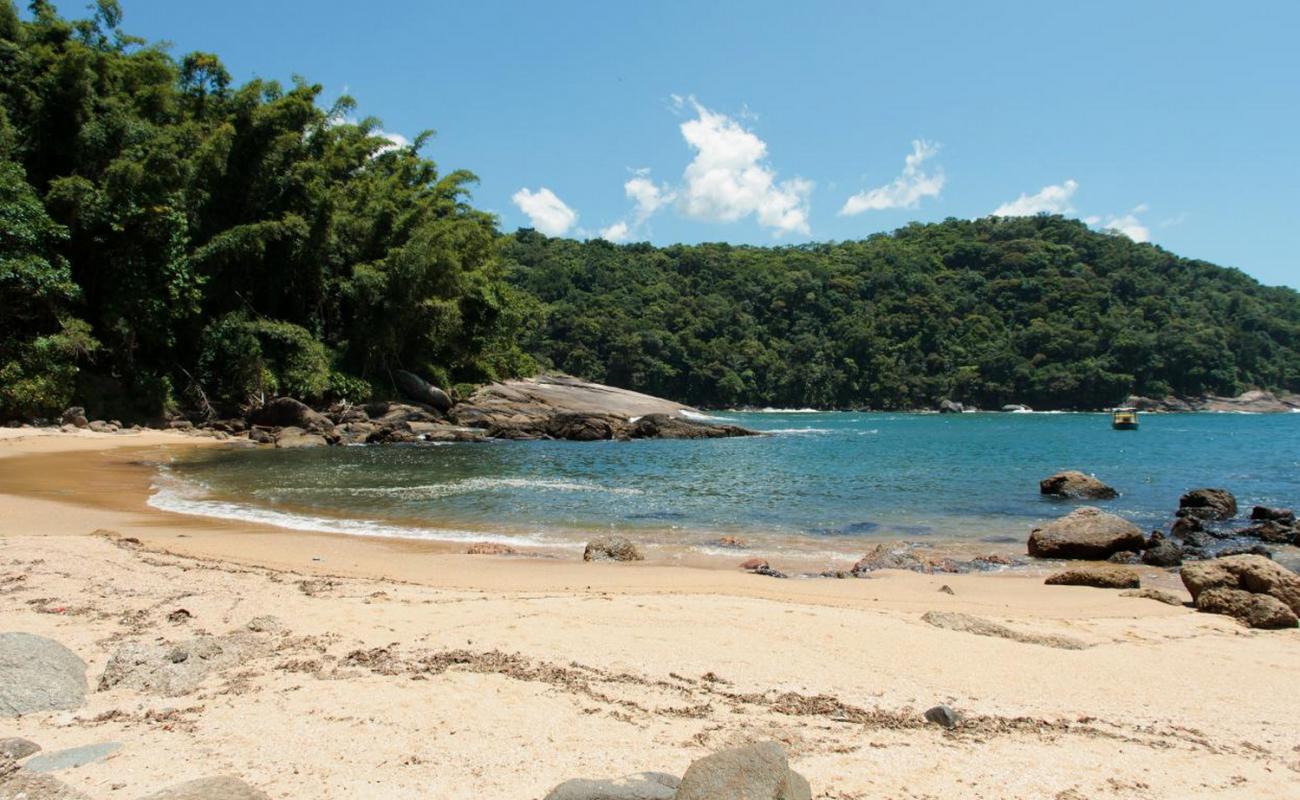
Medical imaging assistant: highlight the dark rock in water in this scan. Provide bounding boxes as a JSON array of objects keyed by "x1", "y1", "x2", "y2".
[
  {"x1": 1234, "y1": 520, "x2": 1298, "y2": 544},
  {"x1": 1180, "y1": 555, "x2": 1300, "y2": 617},
  {"x1": 1251, "y1": 506, "x2": 1296, "y2": 524},
  {"x1": 630, "y1": 413, "x2": 754, "y2": 440},
  {"x1": 1027, "y1": 507, "x2": 1146, "y2": 560},
  {"x1": 1170, "y1": 515, "x2": 1204, "y2": 541},
  {"x1": 1120, "y1": 588, "x2": 1186, "y2": 606},
  {"x1": 923, "y1": 704, "x2": 960, "y2": 729},
  {"x1": 1195, "y1": 587, "x2": 1297, "y2": 629},
  {"x1": 1107, "y1": 550, "x2": 1141, "y2": 565},
  {"x1": 248, "y1": 397, "x2": 333, "y2": 433},
  {"x1": 0, "y1": 633, "x2": 87, "y2": 717},
  {"x1": 1215, "y1": 544, "x2": 1273, "y2": 559},
  {"x1": 583, "y1": 536, "x2": 644, "y2": 562},
  {"x1": 1045, "y1": 567, "x2": 1140, "y2": 589},
  {"x1": 548, "y1": 412, "x2": 622, "y2": 441},
  {"x1": 674, "y1": 741, "x2": 811, "y2": 800},
  {"x1": 0, "y1": 738, "x2": 40, "y2": 760},
  {"x1": 1178, "y1": 488, "x2": 1238, "y2": 521},
  {"x1": 137, "y1": 776, "x2": 271, "y2": 799},
  {"x1": 393, "y1": 369, "x2": 453, "y2": 413},
  {"x1": 543, "y1": 772, "x2": 679, "y2": 800},
  {"x1": 1040, "y1": 471, "x2": 1118, "y2": 500},
  {"x1": 23, "y1": 742, "x2": 120, "y2": 773},
  {"x1": 937, "y1": 399, "x2": 963, "y2": 414},
  {"x1": 1141, "y1": 532, "x2": 1183, "y2": 567}
]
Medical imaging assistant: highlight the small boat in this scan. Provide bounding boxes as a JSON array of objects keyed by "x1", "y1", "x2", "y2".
[{"x1": 1112, "y1": 407, "x2": 1139, "y2": 430}]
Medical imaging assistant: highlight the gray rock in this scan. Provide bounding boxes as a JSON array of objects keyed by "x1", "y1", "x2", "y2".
[
  {"x1": 393, "y1": 370, "x2": 453, "y2": 413},
  {"x1": 937, "y1": 399, "x2": 963, "y2": 414},
  {"x1": 0, "y1": 764, "x2": 91, "y2": 799},
  {"x1": 1027, "y1": 507, "x2": 1146, "y2": 560},
  {"x1": 1039, "y1": 471, "x2": 1118, "y2": 500},
  {"x1": 23, "y1": 742, "x2": 120, "y2": 773},
  {"x1": 1178, "y1": 488, "x2": 1238, "y2": 521},
  {"x1": 60, "y1": 407, "x2": 88, "y2": 427},
  {"x1": 0, "y1": 633, "x2": 87, "y2": 717},
  {"x1": 583, "y1": 536, "x2": 645, "y2": 562},
  {"x1": 0, "y1": 738, "x2": 40, "y2": 760},
  {"x1": 99, "y1": 634, "x2": 272, "y2": 696},
  {"x1": 674, "y1": 741, "x2": 811, "y2": 800},
  {"x1": 1141, "y1": 533, "x2": 1183, "y2": 567},
  {"x1": 543, "y1": 772, "x2": 679, "y2": 800},
  {"x1": 136, "y1": 776, "x2": 271, "y2": 800},
  {"x1": 923, "y1": 704, "x2": 960, "y2": 728}
]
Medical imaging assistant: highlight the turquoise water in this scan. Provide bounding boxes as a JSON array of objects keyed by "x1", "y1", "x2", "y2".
[{"x1": 155, "y1": 411, "x2": 1300, "y2": 556}]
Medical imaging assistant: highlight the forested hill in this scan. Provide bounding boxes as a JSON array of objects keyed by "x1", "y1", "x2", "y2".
[
  {"x1": 504, "y1": 219, "x2": 1300, "y2": 410},
  {"x1": 2, "y1": 3, "x2": 1298, "y2": 421}
]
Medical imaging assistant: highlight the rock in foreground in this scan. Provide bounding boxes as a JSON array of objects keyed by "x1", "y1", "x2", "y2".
[
  {"x1": 543, "y1": 772, "x2": 679, "y2": 800},
  {"x1": 99, "y1": 632, "x2": 272, "y2": 696},
  {"x1": 1039, "y1": 471, "x2": 1118, "y2": 500},
  {"x1": 1027, "y1": 507, "x2": 1146, "y2": 560},
  {"x1": 674, "y1": 741, "x2": 811, "y2": 800},
  {"x1": 136, "y1": 776, "x2": 271, "y2": 800},
  {"x1": 1180, "y1": 555, "x2": 1300, "y2": 628},
  {"x1": 583, "y1": 536, "x2": 645, "y2": 562},
  {"x1": 1045, "y1": 567, "x2": 1140, "y2": 589},
  {"x1": 0, "y1": 633, "x2": 87, "y2": 717}
]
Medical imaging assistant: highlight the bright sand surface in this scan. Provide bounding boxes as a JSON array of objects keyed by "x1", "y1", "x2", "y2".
[{"x1": 1, "y1": 428, "x2": 1297, "y2": 798}]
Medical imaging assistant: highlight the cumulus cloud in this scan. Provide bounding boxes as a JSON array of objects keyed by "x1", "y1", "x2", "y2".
[
  {"x1": 511, "y1": 187, "x2": 578, "y2": 236},
  {"x1": 676, "y1": 99, "x2": 812, "y2": 236},
  {"x1": 598, "y1": 221, "x2": 630, "y2": 243},
  {"x1": 992, "y1": 179, "x2": 1079, "y2": 216},
  {"x1": 625, "y1": 171, "x2": 673, "y2": 223},
  {"x1": 1101, "y1": 205, "x2": 1151, "y2": 242},
  {"x1": 839, "y1": 140, "x2": 945, "y2": 215}
]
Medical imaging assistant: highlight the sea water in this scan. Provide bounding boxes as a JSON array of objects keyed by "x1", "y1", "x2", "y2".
[{"x1": 153, "y1": 412, "x2": 1300, "y2": 558}]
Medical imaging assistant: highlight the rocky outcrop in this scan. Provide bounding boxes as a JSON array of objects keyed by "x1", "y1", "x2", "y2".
[
  {"x1": 1194, "y1": 588, "x2": 1297, "y2": 629},
  {"x1": 1026, "y1": 507, "x2": 1146, "y2": 560},
  {"x1": 136, "y1": 776, "x2": 271, "y2": 800},
  {"x1": 1180, "y1": 555, "x2": 1300, "y2": 628},
  {"x1": 937, "y1": 399, "x2": 963, "y2": 414},
  {"x1": 1044, "y1": 566, "x2": 1140, "y2": 589},
  {"x1": 99, "y1": 632, "x2": 273, "y2": 696},
  {"x1": 1039, "y1": 471, "x2": 1118, "y2": 500},
  {"x1": 630, "y1": 413, "x2": 754, "y2": 440},
  {"x1": 248, "y1": 397, "x2": 333, "y2": 433},
  {"x1": 582, "y1": 536, "x2": 644, "y2": 562},
  {"x1": 1178, "y1": 488, "x2": 1238, "y2": 521},
  {"x1": 1251, "y1": 506, "x2": 1296, "y2": 524},
  {"x1": 393, "y1": 370, "x2": 453, "y2": 413},
  {"x1": 0, "y1": 633, "x2": 87, "y2": 717},
  {"x1": 543, "y1": 772, "x2": 679, "y2": 800},
  {"x1": 1124, "y1": 391, "x2": 1300, "y2": 413},
  {"x1": 674, "y1": 741, "x2": 811, "y2": 800}
]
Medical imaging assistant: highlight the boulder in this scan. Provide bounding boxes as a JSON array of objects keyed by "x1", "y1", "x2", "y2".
[
  {"x1": 0, "y1": 633, "x2": 87, "y2": 717},
  {"x1": 0, "y1": 764, "x2": 90, "y2": 799},
  {"x1": 547, "y1": 412, "x2": 622, "y2": 441},
  {"x1": 739, "y1": 558, "x2": 770, "y2": 571},
  {"x1": 1180, "y1": 555, "x2": 1300, "y2": 616},
  {"x1": 937, "y1": 399, "x2": 963, "y2": 414},
  {"x1": 1039, "y1": 471, "x2": 1118, "y2": 500},
  {"x1": 1026, "y1": 507, "x2": 1146, "y2": 560},
  {"x1": 1044, "y1": 567, "x2": 1140, "y2": 589},
  {"x1": 923, "y1": 704, "x2": 960, "y2": 728},
  {"x1": 248, "y1": 428, "x2": 275, "y2": 445},
  {"x1": 583, "y1": 537, "x2": 644, "y2": 562},
  {"x1": 1170, "y1": 515, "x2": 1204, "y2": 540},
  {"x1": 1251, "y1": 506, "x2": 1296, "y2": 524},
  {"x1": 1194, "y1": 587, "x2": 1297, "y2": 629},
  {"x1": 673, "y1": 741, "x2": 811, "y2": 800},
  {"x1": 273, "y1": 427, "x2": 329, "y2": 449},
  {"x1": 543, "y1": 772, "x2": 679, "y2": 800},
  {"x1": 248, "y1": 397, "x2": 332, "y2": 433},
  {"x1": 1233, "y1": 520, "x2": 1297, "y2": 544},
  {"x1": 99, "y1": 633, "x2": 272, "y2": 696},
  {"x1": 393, "y1": 370, "x2": 453, "y2": 413},
  {"x1": 59, "y1": 407, "x2": 88, "y2": 428},
  {"x1": 629, "y1": 414, "x2": 755, "y2": 440},
  {"x1": 0, "y1": 738, "x2": 39, "y2": 760},
  {"x1": 466, "y1": 543, "x2": 518, "y2": 555},
  {"x1": 136, "y1": 776, "x2": 271, "y2": 800},
  {"x1": 1178, "y1": 488, "x2": 1238, "y2": 521},
  {"x1": 1141, "y1": 532, "x2": 1183, "y2": 567}
]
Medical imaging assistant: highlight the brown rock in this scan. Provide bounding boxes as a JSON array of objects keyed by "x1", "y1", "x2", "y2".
[
  {"x1": 1195, "y1": 587, "x2": 1298, "y2": 629},
  {"x1": 739, "y1": 558, "x2": 770, "y2": 571},
  {"x1": 1044, "y1": 567, "x2": 1140, "y2": 589},
  {"x1": 1178, "y1": 488, "x2": 1238, "y2": 520},
  {"x1": 582, "y1": 536, "x2": 644, "y2": 562},
  {"x1": 1119, "y1": 588, "x2": 1186, "y2": 606},
  {"x1": 1027, "y1": 507, "x2": 1146, "y2": 559},
  {"x1": 1180, "y1": 555, "x2": 1300, "y2": 614},
  {"x1": 1039, "y1": 471, "x2": 1118, "y2": 500},
  {"x1": 466, "y1": 543, "x2": 518, "y2": 555}
]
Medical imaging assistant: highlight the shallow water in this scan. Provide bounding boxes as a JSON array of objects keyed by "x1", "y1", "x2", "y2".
[{"x1": 154, "y1": 411, "x2": 1300, "y2": 557}]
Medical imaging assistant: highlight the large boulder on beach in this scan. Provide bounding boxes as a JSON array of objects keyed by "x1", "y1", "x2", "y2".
[
  {"x1": 583, "y1": 536, "x2": 644, "y2": 562},
  {"x1": 1180, "y1": 555, "x2": 1300, "y2": 618},
  {"x1": 543, "y1": 772, "x2": 679, "y2": 800},
  {"x1": 99, "y1": 633, "x2": 272, "y2": 696},
  {"x1": 136, "y1": 776, "x2": 271, "y2": 800},
  {"x1": 273, "y1": 427, "x2": 328, "y2": 449},
  {"x1": 1027, "y1": 507, "x2": 1146, "y2": 560},
  {"x1": 1194, "y1": 588, "x2": 1297, "y2": 629},
  {"x1": 0, "y1": 633, "x2": 87, "y2": 717},
  {"x1": 1040, "y1": 471, "x2": 1118, "y2": 500},
  {"x1": 1178, "y1": 488, "x2": 1237, "y2": 521},
  {"x1": 393, "y1": 370, "x2": 453, "y2": 413},
  {"x1": 674, "y1": 741, "x2": 811, "y2": 800},
  {"x1": 248, "y1": 397, "x2": 332, "y2": 433},
  {"x1": 0, "y1": 764, "x2": 91, "y2": 799}
]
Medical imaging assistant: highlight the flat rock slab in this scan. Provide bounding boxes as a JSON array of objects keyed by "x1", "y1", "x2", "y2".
[
  {"x1": 921, "y1": 610, "x2": 1089, "y2": 650},
  {"x1": 0, "y1": 633, "x2": 87, "y2": 717},
  {"x1": 0, "y1": 738, "x2": 40, "y2": 760},
  {"x1": 23, "y1": 742, "x2": 120, "y2": 773},
  {"x1": 543, "y1": 772, "x2": 679, "y2": 800},
  {"x1": 0, "y1": 767, "x2": 91, "y2": 799},
  {"x1": 136, "y1": 776, "x2": 270, "y2": 799}
]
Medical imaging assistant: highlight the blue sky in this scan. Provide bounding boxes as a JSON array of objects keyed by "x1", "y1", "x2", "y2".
[{"x1": 102, "y1": 1, "x2": 1299, "y2": 288}]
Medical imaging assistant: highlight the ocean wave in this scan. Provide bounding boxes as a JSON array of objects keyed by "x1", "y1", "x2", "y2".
[
  {"x1": 857, "y1": 429, "x2": 880, "y2": 435},
  {"x1": 763, "y1": 427, "x2": 833, "y2": 435},
  {"x1": 256, "y1": 477, "x2": 644, "y2": 500},
  {"x1": 147, "y1": 474, "x2": 543, "y2": 546},
  {"x1": 679, "y1": 409, "x2": 739, "y2": 422},
  {"x1": 752, "y1": 408, "x2": 822, "y2": 413}
]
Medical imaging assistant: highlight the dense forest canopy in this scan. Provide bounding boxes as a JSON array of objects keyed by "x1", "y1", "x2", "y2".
[{"x1": 1, "y1": 2, "x2": 1297, "y2": 420}]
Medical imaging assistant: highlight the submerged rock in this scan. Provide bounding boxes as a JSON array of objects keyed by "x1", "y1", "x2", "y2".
[
  {"x1": 1178, "y1": 488, "x2": 1238, "y2": 521},
  {"x1": 1039, "y1": 471, "x2": 1118, "y2": 500},
  {"x1": 1044, "y1": 567, "x2": 1140, "y2": 589},
  {"x1": 1027, "y1": 507, "x2": 1146, "y2": 560},
  {"x1": 583, "y1": 536, "x2": 644, "y2": 562},
  {"x1": 674, "y1": 741, "x2": 811, "y2": 800},
  {"x1": 0, "y1": 633, "x2": 87, "y2": 717}
]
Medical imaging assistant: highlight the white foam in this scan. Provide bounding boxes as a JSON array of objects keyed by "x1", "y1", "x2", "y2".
[
  {"x1": 753, "y1": 408, "x2": 821, "y2": 413},
  {"x1": 679, "y1": 409, "x2": 739, "y2": 422},
  {"x1": 763, "y1": 427, "x2": 833, "y2": 435},
  {"x1": 857, "y1": 429, "x2": 880, "y2": 435},
  {"x1": 254, "y1": 477, "x2": 644, "y2": 500},
  {"x1": 147, "y1": 473, "x2": 543, "y2": 546}
]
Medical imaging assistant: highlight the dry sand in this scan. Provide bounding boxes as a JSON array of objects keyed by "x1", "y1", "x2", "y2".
[{"x1": 0, "y1": 428, "x2": 1297, "y2": 798}]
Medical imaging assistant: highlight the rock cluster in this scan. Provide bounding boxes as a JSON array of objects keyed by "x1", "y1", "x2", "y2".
[
  {"x1": 849, "y1": 544, "x2": 1018, "y2": 576},
  {"x1": 1124, "y1": 390, "x2": 1300, "y2": 413},
  {"x1": 1180, "y1": 555, "x2": 1300, "y2": 628},
  {"x1": 543, "y1": 742, "x2": 810, "y2": 800}
]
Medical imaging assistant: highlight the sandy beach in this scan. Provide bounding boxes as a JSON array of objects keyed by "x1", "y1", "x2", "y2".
[{"x1": 2, "y1": 429, "x2": 1298, "y2": 799}]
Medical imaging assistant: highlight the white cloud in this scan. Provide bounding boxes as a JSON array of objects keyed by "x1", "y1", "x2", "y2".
[
  {"x1": 373, "y1": 130, "x2": 410, "y2": 155},
  {"x1": 599, "y1": 221, "x2": 630, "y2": 243},
  {"x1": 839, "y1": 140, "x2": 945, "y2": 215},
  {"x1": 1102, "y1": 207, "x2": 1150, "y2": 242},
  {"x1": 992, "y1": 179, "x2": 1078, "y2": 216},
  {"x1": 625, "y1": 172, "x2": 673, "y2": 223},
  {"x1": 676, "y1": 99, "x2": 812, "y2": 236},
  {"x1": 511, "y1": 187, "x2": 578, "y2": 236}
]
